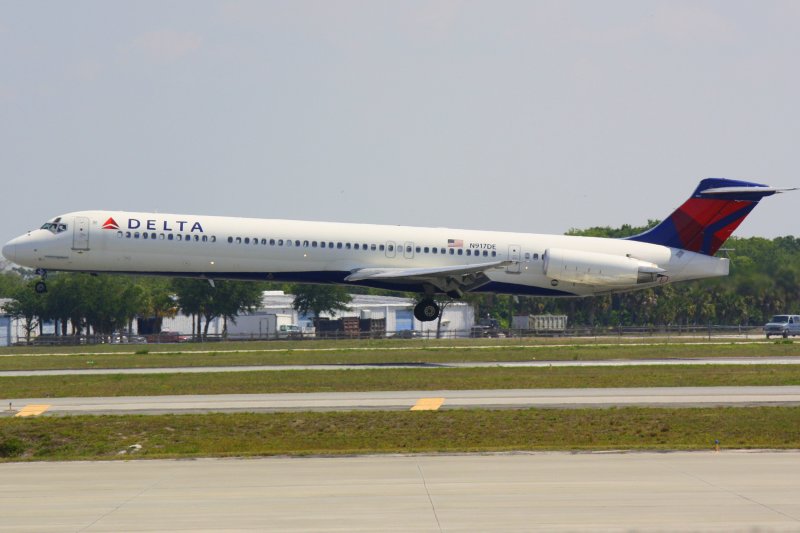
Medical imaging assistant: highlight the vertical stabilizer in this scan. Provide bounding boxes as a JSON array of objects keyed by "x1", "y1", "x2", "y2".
[{"x1": 627, "y1": 178, "x2": 791, "y2": 255}]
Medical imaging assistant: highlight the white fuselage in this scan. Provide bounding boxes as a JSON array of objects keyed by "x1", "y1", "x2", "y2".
[{"x1": 2, "y1": 210, "x2": 729, "y2": 297}]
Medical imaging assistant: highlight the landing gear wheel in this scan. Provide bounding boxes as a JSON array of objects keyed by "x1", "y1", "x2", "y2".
[
  {"x1": 35, "y1": 281, "x2": 47, "y2": 294},
  {"x1": 414, "y1": 300, "x2": 440, "y2": 322}
]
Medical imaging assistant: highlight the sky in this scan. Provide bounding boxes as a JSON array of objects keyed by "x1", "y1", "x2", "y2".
[{"x1": 1, "y1": 1, "x2": 799, "y2": 249}]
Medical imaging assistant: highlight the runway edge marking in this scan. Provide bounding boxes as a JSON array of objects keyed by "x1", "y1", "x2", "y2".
[
  {"x1": 14, "y1": 404, "x2": 50, "y2": 417},
  {"x1": 411, "y1": 398, "x2": 445, "y2": 411}
]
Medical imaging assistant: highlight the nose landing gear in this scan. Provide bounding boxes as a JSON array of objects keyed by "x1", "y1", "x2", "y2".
[{"x1": 34, "y1": 268, "x2": 47, "y2": 294}]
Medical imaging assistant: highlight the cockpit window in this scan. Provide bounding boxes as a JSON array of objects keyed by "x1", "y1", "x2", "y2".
[{"x1": 41, "y1": 221, "x2": 68, "y2": 234}]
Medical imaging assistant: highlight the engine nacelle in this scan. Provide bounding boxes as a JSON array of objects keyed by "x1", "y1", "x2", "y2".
[{"x1": 543, "y1": 248, "x2": 665, "y2": 286}]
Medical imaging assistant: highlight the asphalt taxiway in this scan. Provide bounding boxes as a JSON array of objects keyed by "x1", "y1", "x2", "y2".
[
  {"x1": 4, "y1": 386, "x2": 800, "y2": 416},
  {"x1": 2, "y1": 356, "x2": 799, "y2": 377},
  {"x1": 2, "y1": 451, "x2": 798, "y2": 532}
]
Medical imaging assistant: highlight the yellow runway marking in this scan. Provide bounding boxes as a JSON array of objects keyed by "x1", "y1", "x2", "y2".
[
  {"x1": 410, "y1": 398, "x2": 444, "y2": 411},
  {"x1": 15, "y1": 404, "x2": 50, "y2": 417}
]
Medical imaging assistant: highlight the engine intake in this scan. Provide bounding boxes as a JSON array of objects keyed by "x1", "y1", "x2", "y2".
[{"x1": 543, "y1": 248, "x2": 665, "y2": 286}]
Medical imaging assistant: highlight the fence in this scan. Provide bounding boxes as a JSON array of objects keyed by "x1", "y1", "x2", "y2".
[{"x1": 6, "y1": 324, "x2": 771, "y2": 346}]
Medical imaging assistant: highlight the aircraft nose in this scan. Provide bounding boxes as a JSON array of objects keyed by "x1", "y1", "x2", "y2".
[{"x1": 1, "y1": 241, "x2": 15, "y2": 262}]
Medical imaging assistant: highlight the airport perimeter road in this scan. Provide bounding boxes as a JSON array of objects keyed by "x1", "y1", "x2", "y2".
[
  {"x1": 5, "y1": 386, "x2": 800, "y2": 415},
  {"x1": 1, "y1": 451, "x2": 798, "y2": 532},
  {"x1": 2, "y1": 356, "x2": 800, "y2": 376}
]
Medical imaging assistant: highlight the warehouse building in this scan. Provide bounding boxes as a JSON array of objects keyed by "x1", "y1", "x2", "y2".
[{"x1": 161, "y1": 291, "x2": 475, "y2": 339}]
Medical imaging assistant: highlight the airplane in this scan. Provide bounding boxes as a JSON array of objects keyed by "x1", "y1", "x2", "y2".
[{"x1": 1, "y1": 178, "x2": 794, "y2": 322}]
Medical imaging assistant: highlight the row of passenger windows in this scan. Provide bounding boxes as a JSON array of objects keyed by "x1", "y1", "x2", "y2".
[
  {"x1": 225, "y1": 236, "x2": 501, "y2": 257},
  {"x1": 115, "y1": 229, "x2": 542, "y2": 260},
  {"x1": 116, "y1": 231, "x2": 217, "y2": 243}
]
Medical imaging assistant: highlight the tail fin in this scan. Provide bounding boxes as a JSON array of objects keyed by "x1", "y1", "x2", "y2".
[{"x1": 627, "y1": 178, "x2": 793, "y2": 255}]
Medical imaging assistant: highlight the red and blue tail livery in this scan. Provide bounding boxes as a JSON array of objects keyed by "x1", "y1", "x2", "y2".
[{"x1": 628, "y1": 178, "x2": 793, "y2": 255}]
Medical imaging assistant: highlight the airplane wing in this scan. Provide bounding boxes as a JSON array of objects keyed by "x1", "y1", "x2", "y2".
[{"x1": 345, "y1": 260, "x2": 513, "y2": 296}]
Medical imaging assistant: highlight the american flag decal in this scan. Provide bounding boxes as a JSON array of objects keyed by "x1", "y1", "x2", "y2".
[{"x1": 447, "y1": 239, "x2": 463, "y2": 248}]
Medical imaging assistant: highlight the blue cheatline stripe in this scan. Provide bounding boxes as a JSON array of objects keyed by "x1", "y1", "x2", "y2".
[{"x1": 51, "y1": 270, "x2": 578, "y2": 297}]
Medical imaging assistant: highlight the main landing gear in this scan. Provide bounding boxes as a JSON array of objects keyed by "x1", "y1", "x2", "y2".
[
  {"x1": 414, "y1": 299, "x2": 440, "y2": 322},
  {"x1": 34, "y1": 269, "x2": 47, "y2": 294}
]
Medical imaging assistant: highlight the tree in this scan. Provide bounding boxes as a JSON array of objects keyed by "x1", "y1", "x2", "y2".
[
  {"x1": 291, "y1": 285, "x2": 352, "y2": 325},
  {"x1": 172, "y1": 279, "x2": 264, "y2": 340},
  {"x1": 5, "y1": 282, "x2": 46, "y2": 343},
  {"x1": 0, "y1": 270, "x2": 24, "y2": 298}
]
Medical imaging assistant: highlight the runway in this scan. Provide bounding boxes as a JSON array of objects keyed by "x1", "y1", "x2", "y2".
[
  {"x1": 1, "y1": 451, "x2": 798, "y2": 532},
  {"x1": 5, "y1": 386, "x2": 800, "y2": 415},
  {"x1": 2, "y1": 356, "x2": 799, "y2": 377}
]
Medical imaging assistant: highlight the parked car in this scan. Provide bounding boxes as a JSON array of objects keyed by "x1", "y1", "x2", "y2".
[{"x1": 763, "y1": 315, "x2": 800, "y2": 338}]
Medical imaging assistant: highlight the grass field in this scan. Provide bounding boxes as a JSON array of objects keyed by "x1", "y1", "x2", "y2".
[
  {"x1": 2, "y1": 365, "x2": 800, "y2": 398},
  {"x1": 1, "y1": 407, "x2": 799, "y2": 461},
  {"x1": 3, "y1": 339, "x2": 797, "y2": 461},
  {"x1": 0, "y1": 339, "x2": 798, "y2": 371}
]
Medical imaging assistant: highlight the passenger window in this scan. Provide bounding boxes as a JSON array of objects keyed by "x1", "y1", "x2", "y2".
[
  {"x1": 338, "y1": 243, "x2": 343, "y2": 249},
  {"x1": 483, "y1": 250, "x2": 488, "y2": 257},
  {"x1": 449, "y1": 249, "x2": 454, "y2": 255},
  {"x1": 370, "y1": 244, "x2": 376, "y2": 251},
  {"x1": 244, "y1": 238, "x2": 250, "y2": 244},
  {"x1": 295, "y1": 240, "x2": 301, "y2": 247},
  {"x1": 126, "y1": 231, "x2": 132, "y2": 238},
  {"x1": 388, "y1": 244, "x2": 394, "y2": 252},
  {"x1": 160, "y1": 234, "x2": 166, "y2": 240},
  {"x1": 534, "y1": 253, "x2": 539, "y2": 260},
  {"x1": 432, "y1": 248, "x2": 437, "y2": 254},
  {"x1": 176, "y1": 234, "x2": 182, "y2": 241},
  {"x1": 424, "y1": 247, "x2": 430, "y2": 253},
  {"x1": 278, "y1": 239, "x2": 284, "y2": 246},
  {"x1": 117, "y1": 231, "x2": 123, "y2": 238},
  {"x1": 168, "y1": 234, "x2": 174, "y2": 241},
  {"x1": 227, "y1": 237, "x2": 233, "y2": 243},
  {"x1": 354, "y1": 243, "x2": 359, "y2": 250},
  {"x1": 321, "y1": 242, "x2": 327, "y2": 248},
  {"x1": 312, "y1": 241, "x2": 317, "y2": 247},
  {"x1": 415, "y1": 246, "x2": 421, "y2": 253},
  {"x1": 143, "y1": 233, "x2": 149, "y2": 240},
  {"x1": 212, "y1": 236, "x2": 217, "y2": 243},
  {"x1": 346, "y1": 243, "x2": 352, "y2": 249},
  {"x1": 491, "y1": 251, "x2": 496, "y2": 257},
  {"x1": 134, "y1": 232, "x2": 140, "y2": 239},
  {"x1": 379, "y1": 244, "x2": 385, "y2": 251},
  {"x1": 270, "y1": 239, "x2": 275, "y2": 245},
  {"x1": 458, "y1": 249, "x2": 463, "y2": 255},
  {"x1": 406, "y1": 246, "x2": 412, "y2": 253},
  {"x1": 235, "y1": 237, "x2": 241, "y2": 244},
  {"x1": 202, "y1": 236, "x2": 208, "y2": 242}
]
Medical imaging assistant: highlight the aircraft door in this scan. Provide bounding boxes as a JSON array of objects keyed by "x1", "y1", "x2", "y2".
[
  {"x1": 385, "y1": 241, "x2": 396, "y2": 258},
  {"x1": 72, "y1": 217, "x2": 90, "y2": 251},
  {"x1": 506, "y1": 244, "x2": 521, "y2": 273},
  {"x1": 403, "y1": 241, "x2": 415, "y2": 259}
]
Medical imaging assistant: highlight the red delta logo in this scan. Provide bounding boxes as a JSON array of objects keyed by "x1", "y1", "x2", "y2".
[{"x1": 102, "y1": 217, "x2": 120, "y2": 230}]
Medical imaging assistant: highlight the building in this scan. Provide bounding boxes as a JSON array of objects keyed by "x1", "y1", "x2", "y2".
[{"x1": 161, "y1": 291, "x2": 475, "y2": 339}]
